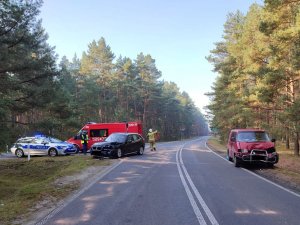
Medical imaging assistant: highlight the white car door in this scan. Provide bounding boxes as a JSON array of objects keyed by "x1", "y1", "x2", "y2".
[
  {"x1": 22, "y1": 137, "x2": 35, "y2": 156},
  {"x1": 31, "y1": 138, "x2": 49, "y2": 155}
]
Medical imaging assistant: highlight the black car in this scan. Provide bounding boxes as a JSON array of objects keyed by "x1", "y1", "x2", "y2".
[{"x1": 90, "y1": 132, "x2": 145, "y2": 158}]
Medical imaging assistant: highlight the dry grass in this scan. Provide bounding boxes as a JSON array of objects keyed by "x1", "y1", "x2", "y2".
[
  {"x1": 207, "y1": 136, "x2": 300, "y2": 194},
  {"x1": 207, "y1": 136, "x2": 227, "y2": 153},
  {"x1": 0, "y1": 155, "x2": 111, "y2": 225}
]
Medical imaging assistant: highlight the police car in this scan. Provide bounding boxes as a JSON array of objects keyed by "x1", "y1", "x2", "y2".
[{"x1": 10, "y1": 136, "x2": 77, "y2": 158}]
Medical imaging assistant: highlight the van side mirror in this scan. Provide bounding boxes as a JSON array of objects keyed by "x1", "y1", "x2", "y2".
[
  {"x1": 74, "y1": 135, "x2": 78, "y2": 140},
  {"x1": 271, "y1": 138, "x2": 276, "y2": 142},
  {"x1": 230, "y1": 136, "x2": 236, "y2": 142}
]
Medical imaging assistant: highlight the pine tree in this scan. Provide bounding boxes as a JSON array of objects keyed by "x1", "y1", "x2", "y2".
[
  {"x1": 260, "y1": 0, "x2": 300, "y2": 154},
  {"x1": 80, "y1": 37, "x2": 115, "y2": 122},
  {"x1": 0, "y1": 0, "x2": 57, "y2": 147}
]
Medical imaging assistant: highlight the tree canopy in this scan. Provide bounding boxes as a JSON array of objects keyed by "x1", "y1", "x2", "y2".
[
  {"x1": 207, "y1": 1, "x2": 300, "y2": 155},
  {"x1": 0, "y1": 0, "x2": 208, "y2": 150}
]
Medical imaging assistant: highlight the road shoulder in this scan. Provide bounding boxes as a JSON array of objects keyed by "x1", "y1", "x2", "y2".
[
  {"x1": 206, "y1": 137, "x2": 300, "y2": 195},
  {"x1": 22, "y1": 159, "x2": 121, "y2": 225}
]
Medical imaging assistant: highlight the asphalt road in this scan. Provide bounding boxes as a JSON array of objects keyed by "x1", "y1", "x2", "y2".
[{"x1": 35, "y1": 137, "x2": 300, "y2": 225}]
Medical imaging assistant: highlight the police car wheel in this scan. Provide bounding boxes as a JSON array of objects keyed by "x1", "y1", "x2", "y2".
[
  {"x1": 16, "y1": 149, "x2": 24, "y2": 158},
  {"x1": 137, "y1": 146, "x2": 144, "y2": 155},
  {"x1": 48, "y1": 148, "x2": 58, "y2": 157},
  {"x1": 75, "y1": 145, "x2": 80, "y2": 154},
  {"x1": 116, "y1": 148, "x2": 122, "y2": 158}
]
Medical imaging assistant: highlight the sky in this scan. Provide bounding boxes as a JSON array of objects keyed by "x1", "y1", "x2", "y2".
[{"x1": 39, "y1": 0, "x2": 263, "y2": 113}]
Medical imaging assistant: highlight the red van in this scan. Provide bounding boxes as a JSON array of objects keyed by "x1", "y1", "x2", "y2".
[
  {"x1": 227, "y1": 128, "x2": 279, "y2": 167},
  {"x1": 67, "y1": 122, "x2": 143, "y2": 152}
]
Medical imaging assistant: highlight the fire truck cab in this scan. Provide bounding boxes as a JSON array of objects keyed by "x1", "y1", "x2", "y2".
[{"x1": 67, "y1": 122, "x2": 143, "y2": 152}]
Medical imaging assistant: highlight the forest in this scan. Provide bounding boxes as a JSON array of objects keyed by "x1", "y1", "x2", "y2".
[
  {"x1": 207, "y1": 0, "x2": 300, "y2": 155},
  {"x1": 0, "y1": 0, "x2": 209, "y2": 150}
]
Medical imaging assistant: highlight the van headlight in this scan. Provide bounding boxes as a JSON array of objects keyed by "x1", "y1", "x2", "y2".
[{"x1": 241, "y1": 149, "x2": 248, "y2": 153}]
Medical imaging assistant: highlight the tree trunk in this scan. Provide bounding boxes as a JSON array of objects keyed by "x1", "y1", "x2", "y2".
[
  {"x1": 286, "y1": 127, "x2": 290, "y2": 149},
  {"x1": 294, "y1": 132, "x2": 299, "y2": 156},
  {"x1": 142, "y1": 98, "x2": 148, "y2": 130}
]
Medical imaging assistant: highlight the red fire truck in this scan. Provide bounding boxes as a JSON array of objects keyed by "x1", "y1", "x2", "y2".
[{"x1": 67, "y1": 122, "x2": 143, "y2": 152}]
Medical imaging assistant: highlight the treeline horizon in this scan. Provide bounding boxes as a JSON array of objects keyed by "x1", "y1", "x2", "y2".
[
  {"x1": 0, "y1": 0, "x2": 209, "y2": 150},
  {"x1": 207, "y1": 1, "x2": 300, "y2": 154}
]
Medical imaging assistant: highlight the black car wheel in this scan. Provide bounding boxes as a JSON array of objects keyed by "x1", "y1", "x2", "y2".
[
  {"x1": 116, "y1": 148, "x2": 122, "y2": 158},
  {"x1": 15, "y1": 149, "x2": 24, "y2": 158},
  {"x1": 137, "y1": 146, "x2": 144, "y2": 155},
  {"x1": 48, "y1": 148, "x2": 58, "y2": 157}
]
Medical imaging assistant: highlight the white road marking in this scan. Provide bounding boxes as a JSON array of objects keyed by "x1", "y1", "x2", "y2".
[
  {"x1": 176, "y1": 147, "x2": 207, "y2": 225},
  {"x1": 179, "y1": 148, "x2": 219, "y2": 225},
  {"x1": 176, "y1": 138, "x2": 219, "y2": 225},
  {"x1": 205, "y1": 139, "x2": 300, "y2": 198},
  {"x1": 241, "y1": 168, "x2": 300, "y2": 198}
]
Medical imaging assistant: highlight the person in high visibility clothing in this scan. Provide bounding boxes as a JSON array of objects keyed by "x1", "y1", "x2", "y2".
[
  {"x1": 147, "y1": 128, "x2": 158, "y2": 151},
  {"x1": 81, "y1": 130, "x2": 89, "y2": 155}
]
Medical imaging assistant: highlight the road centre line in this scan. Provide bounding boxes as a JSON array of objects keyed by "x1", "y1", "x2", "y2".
[
  {"x1": 205, "y1": 140, "x2": 300, "y2": 198},
  {"x1": 176, "y1": 140, "x2": 219, "y2": 225},
  {"x1": 176, "y1": 146, "x2": 207, "y2": 225},
  {"x1": 179, "y1": 148, "x2": 219, "y2": 225}
]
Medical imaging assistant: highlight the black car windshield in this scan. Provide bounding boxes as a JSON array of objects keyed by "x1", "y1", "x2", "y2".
[
  {"x1": 237, "y1": 131, "x2": 270, "y2": 142},
  {"x1": 105, "y1": 133, "x2": 127, "y2": 143}
]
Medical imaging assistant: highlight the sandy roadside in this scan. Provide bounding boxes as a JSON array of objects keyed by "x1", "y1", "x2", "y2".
[{"x1": 18, "y1": 159, "x2": 121, "y2": 225}]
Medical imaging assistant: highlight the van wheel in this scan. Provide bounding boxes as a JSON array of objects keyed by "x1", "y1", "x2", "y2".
[
  {"x1": 234, "y1": 155, "x2": 240, "y2": 167},
  {"x1": 116, "y1": 148, "x2": 122, "y2": 158},
  {"x1": 227, "y1": 149, "x2": 232, "y2": 161}
]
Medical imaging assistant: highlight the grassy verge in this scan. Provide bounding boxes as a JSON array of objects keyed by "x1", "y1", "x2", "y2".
[
  {"x1": 207, "y1": 136, "x2": 300, "y2": 193},
  {"x1": 207, "y1": 136, "x2": 226, "y2": 154},
  {"x1": 0, "y1": 155, "x2": 111, "y2": 225}
]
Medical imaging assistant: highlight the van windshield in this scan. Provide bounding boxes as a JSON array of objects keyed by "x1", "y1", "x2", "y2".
[{"x1": 237, "y1": 131, "x2": 270, "y2": 142}]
